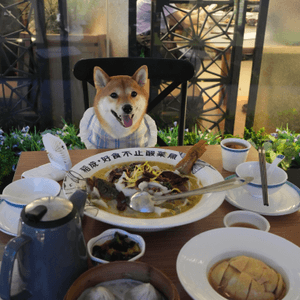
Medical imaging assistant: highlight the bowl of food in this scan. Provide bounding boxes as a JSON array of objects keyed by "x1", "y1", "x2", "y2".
[
  {"x1": 223, "y1": 210, "x2": 270, "y2": 231},
  {"x1": 62, "y1": 148, "x2": 225, "y2": 232},
  {"x1": 64, "y1": 261, "x2": 180, "y2": 300},
  {"x1": 235, "y1": 161, "x2": 287, "y2": 198},
  {"x1": 177, "y1": 228, "x2": 300, "y2": 300},
  {"x1": 87, "y1": 228, "x2": 146, "y2": 264}
]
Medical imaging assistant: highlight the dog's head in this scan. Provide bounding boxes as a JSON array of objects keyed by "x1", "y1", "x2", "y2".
[{"x1": 93, "y1": 65, "x2": 149, "y2": 137}]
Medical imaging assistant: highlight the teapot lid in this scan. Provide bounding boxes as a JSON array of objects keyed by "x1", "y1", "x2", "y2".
[{"x1": 22, "y1": 197, "x2": 76, "y2": 228}]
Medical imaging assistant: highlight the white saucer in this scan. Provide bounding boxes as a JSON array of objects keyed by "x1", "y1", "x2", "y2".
[
  {"x1": 225, "y1": 175, "x2": 300, "y2": 216},
  {"x1": 0, "y1": 199, "x2": 21, "y2": 236}
]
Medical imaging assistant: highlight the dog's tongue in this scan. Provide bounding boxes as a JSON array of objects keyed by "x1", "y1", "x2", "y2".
[{"x1": 123, "y1": 115, "x2": 132, "y2": 127}]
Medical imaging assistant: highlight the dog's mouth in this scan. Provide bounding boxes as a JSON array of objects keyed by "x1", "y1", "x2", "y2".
[{"x1": 111, "y1": 110, "x2": 134, "y2": 128}]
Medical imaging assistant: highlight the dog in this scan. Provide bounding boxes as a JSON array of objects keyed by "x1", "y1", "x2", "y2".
[{"x1": 79, "y1": 65, "x2": 157, "y2": 149}]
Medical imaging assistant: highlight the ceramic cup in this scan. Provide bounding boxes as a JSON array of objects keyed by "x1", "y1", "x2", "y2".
[
  {"x1": 223, "y1": 210, "x2": 270, "y2": 232},
  {"x1": 221, "y1": 138, "x2": 251, "y2": 172}
]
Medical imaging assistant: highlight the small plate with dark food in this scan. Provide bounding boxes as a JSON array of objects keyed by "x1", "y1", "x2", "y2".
[
  {"x1": 87, "y1": 228, "x2": 145, "y2": 264},
  {"x1": 62, "y1": 146, "x2": 225, "y2": 231}
]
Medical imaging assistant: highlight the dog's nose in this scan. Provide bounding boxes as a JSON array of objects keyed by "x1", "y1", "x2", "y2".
[{"x1": 123, "y1": 104, "x2": 133, "y2": 114}]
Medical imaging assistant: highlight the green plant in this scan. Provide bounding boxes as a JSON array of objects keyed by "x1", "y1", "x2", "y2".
[
  {"x1": 158, "y1": 123, "x2": 222, "y2": 146},
  {"x1": 264, "y1": 126, "x2": 300, "y2": 170},
  {"x1": 243, "y1": 125, "x2": 300, "y2": 170},
  {"x1": 0, "y1": 120, "x2": 85, "y2": 185},
  {"x1": 244, "y1": 127, "x2": 269, "y2": 148}
]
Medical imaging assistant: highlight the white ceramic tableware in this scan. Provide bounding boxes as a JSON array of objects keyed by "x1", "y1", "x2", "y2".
[
  {"x1": 225, "y1": 175, "x2": 300, "y2": 216},
  {"x1": 177, "y1": 227, "x2": 300, "y2": 300},
  {"x1": 3, "y1": 177, "x2": 61, "y2": 206},
  {"x1": 236, "y1": 161, "x2": 287, "y2": 198},
  {"x1": 220, "y1": 138, "x2": 251, "y2": 172},
  {"x1": 87, "y1": 228, "x2": 146, "y2": 264},
  {"x1": 0, "y1": 197, "x2": 24, "y2": 236},
  {"x1": 223, "y1": 210, "x2": 270, "y2": 231},
  {"x1": 267, "y1": 154, "x2": 285, "y2": 176},
  {"x1": 0, "y1": 177, "x2": 61, "y2": 236},
  {"x1": 62, "y1": 148, "x2": 226, "y2": 232}
]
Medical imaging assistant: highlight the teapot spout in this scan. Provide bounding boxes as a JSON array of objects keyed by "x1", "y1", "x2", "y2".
[{"x1": 69, "y1": 190, "x2": 87, "y2": 219}]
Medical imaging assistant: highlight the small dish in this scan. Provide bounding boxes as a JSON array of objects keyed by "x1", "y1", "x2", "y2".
[
  {"x1": 223, "y1": 210, "x2": 270, "y2": 231},
  {"x1": 87, "y1": 228, "x2": 146, "y2": 264},
  {"x1": 3, "y1": 177, "x2": 61, "y2": 206},
  {"x1": 225, "y1": 175, "x2": 300, "y2": 216},
  {"x1": 236, "y1": 161, "x2": 287, "y2": 198}
]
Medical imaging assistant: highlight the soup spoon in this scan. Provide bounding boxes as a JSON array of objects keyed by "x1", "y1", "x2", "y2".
[
  {"x1": 267, "y1": 154, "x2": 285, "y2": 176},
  {"x1": 127, "y1": 176, "x2": 254, "y2": 213}
]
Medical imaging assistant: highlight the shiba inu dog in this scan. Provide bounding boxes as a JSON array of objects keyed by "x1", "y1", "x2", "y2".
[{"x1": 79, "y1": 65, "x2": 157, "y2": 149}]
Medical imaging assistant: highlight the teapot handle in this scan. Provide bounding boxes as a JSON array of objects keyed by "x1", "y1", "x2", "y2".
[{"x1": 0, "y1": 235, "x2": 32, "y2": 300}]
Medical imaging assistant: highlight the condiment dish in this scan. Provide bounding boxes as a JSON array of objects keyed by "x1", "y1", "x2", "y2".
[
  {"x1": 87, "y1": 228, "x2": 146, "y2": 264},
  {"x1": 236, "y1": 161, "x2": 287, "y2": 198},
  {"x1": 223, "y1": 210, "x2": 270, "y2": 231}
]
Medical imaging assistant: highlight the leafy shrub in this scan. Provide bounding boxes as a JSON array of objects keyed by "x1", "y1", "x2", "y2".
[{"x1": 0, "y1": 121, "x2": 85, "y2": 185}]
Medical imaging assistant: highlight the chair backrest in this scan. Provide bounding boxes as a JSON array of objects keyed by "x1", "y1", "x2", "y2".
[{"x1": 73, "y1": 57, "x2": 194, "y2": 145}]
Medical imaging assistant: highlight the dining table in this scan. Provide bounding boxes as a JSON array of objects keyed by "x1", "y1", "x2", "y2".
[{"x1": 1, "y1": 144, "x2": 300, "y2": 299}]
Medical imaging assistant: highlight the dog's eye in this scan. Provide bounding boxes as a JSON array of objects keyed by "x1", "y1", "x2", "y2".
[
  {"x1": 110, "y1": 93, "x2": 118, "y2": 99},
  {"x1": 131, "y1": 91, "x2": 137, "y2": 97}
]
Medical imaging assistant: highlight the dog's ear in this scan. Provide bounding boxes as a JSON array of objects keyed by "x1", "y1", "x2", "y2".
[
  {"x1": 132, "y1": 65, "x2": 148, "y2": 87},
  {"x1": 94, "y1": 66, "x2": 110, "y2": 89}
]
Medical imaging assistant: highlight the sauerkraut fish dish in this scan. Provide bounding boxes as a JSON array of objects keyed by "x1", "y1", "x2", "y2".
[{"x1": 84, "y1": 161, "x2": 203, "y2": 218}]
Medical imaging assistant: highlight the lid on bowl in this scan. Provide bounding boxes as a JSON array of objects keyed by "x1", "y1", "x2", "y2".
[{"x1": 22, "y1": 197, "x2": 75, "y2": 228}]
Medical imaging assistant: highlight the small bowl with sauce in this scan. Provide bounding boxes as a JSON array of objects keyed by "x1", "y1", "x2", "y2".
[
  {"x1": 223, "y1": 210, "x2": 270, "y2": 231},
  {"x1": 220, "y1": 138, "x2": 251, "y2": 172}
]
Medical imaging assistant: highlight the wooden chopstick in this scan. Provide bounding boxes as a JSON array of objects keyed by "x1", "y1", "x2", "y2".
[{"x1": 258, "y1": 146, "x2": 269, "y2": 206}]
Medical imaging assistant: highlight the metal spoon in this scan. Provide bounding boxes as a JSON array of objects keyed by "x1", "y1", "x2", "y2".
[{"x1": 127, "y1": 176, "x2": 254, "y2": 213}]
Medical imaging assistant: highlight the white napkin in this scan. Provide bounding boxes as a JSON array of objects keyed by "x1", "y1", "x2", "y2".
[
  {"x1": 21, "y1": 134, "x2": 72, "y2": 181},
  {"x1": 21, "y1": 163, "x2": 67, "y2": 181}
]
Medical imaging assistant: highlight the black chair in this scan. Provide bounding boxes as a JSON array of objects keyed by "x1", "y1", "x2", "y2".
[{"x1": 73, "y1": 57, "x2": 194, "y2": 145}]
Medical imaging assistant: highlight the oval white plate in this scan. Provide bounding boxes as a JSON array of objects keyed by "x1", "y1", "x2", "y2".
[
  {"x1": 62, "y1": 148, "x2": 225, "y2": 232},
  {"x1": 176, "y1": 227, "x2": 300, "y2": 300},
  {"x1": 3, "y1": 177, "x2": 61, "y2": 206},
  {"x1": 225, "y1": 175, "x2": 300, "y2": 216}
]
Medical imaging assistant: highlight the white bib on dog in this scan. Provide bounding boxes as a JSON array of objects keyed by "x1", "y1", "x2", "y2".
[{"x1": 79, "y1": 108, "x2": 157, "y2": 149}]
